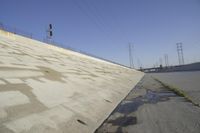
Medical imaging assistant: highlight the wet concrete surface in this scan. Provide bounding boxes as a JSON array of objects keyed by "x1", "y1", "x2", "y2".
[
  {"x1": 95, "y1": 74, "x2": 200, "y2": 133},
  {"x1": 115, "y1": 90, "x2": 177, "y2": 115}
]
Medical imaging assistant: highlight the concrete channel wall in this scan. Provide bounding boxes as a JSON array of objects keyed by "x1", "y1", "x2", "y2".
[{"x1": 0, "y1": 29, "x2": 144, "y2": 133}]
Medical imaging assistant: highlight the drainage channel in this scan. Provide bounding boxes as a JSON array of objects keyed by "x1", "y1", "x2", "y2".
[{"x1": 95, "y1": 87, "x2": 179, "y2": 133}]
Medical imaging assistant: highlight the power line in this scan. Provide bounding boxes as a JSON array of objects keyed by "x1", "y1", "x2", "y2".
[
  {"x1": 86, "y1": 0, "x2": 128, "y2": 42},
  {"x1": 74, "y1": 0, "x2": 129, "y2": 44},
  {"x1": 82, "y1": 0, "x2": 111, "y2": 32},
  {"x1": 73, "y1": 0, "x2": 104, "y2": 32},
  {"x1": 73, "y1": 0, "x2": 114, "y2": 42}
]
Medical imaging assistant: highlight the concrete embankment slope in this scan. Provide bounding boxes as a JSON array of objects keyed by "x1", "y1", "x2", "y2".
[{"x1": 0, "y1": 29, "x2": 144, "y2": 133}]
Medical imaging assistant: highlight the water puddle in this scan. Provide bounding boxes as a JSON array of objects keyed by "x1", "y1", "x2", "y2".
[
  {"x1": 107, "y1": 116, "x2": 137, "y2": 126},
  {"x1": 96, "y1": 89, "x2": 179, "y2": 133},
  {"x1": 115, "y1": 89, "x2": 177, "y2": 115},
  {"x1": 95, "y1": 77, "x2": 181, "y2": 133}
]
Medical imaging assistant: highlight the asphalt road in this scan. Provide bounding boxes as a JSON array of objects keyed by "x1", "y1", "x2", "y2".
[{"x1": 96, "y1": 74, "x2": 200, "y2": 133}]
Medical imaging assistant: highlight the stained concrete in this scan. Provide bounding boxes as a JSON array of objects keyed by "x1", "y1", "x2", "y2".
[
  {"x1": 150, "y1": 71, "x2": 200, "y2": 105},
  {"x1": 96, "y1": 74, "x2": 200, "y2": 133},
  {"x1": 0, "y1": 29, "x2": 144, "y2": 133}
]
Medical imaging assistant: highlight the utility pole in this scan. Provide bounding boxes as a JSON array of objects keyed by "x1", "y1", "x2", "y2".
[
  {"x1": 128, "y1": 43, "x2": 134, "y2": 68},
  {"x1": 176, "y1": 43, "x2": 184, "y2": 65},
  {"x1": 159, "y1": 57, "x2": 163, "y2": 66},
  {"x1": 137, "y1": 58, "x2": 142, "y2": 69},
  {"x1": 46, "y1": 24, "x2": 53, "y2": 43},
  {"x1": 164, "y1": 54, "x2": 169, "y2": 67}
]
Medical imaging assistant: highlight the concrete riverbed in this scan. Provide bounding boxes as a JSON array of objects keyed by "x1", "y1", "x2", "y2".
[{"x1": 96, "y1": 74, "x2": 200, "y2": 133}]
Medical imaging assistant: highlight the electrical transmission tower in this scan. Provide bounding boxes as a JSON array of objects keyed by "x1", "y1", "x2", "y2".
[
  {"x1": 129, "y1": 43, "x2": 134, "y2": 68},
  {"x1": 164, "y1": 54, "x2": 169, "y2": 67},
  {"x1": 176, "y1": 43, "x2": 184, "y2": 65}
]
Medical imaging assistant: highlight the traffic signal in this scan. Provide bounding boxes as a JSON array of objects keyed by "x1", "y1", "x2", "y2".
[
  {"x1": 50, "y1": 31, "x2": 53, "y2": 36},
  {"x1": 49, "y1": 24, "x2": 52, "y2": 29}
]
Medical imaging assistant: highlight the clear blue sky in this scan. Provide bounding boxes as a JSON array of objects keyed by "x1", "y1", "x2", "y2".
[{"x1": 0, "y1": 0, "x2": 200, "y2": 68}]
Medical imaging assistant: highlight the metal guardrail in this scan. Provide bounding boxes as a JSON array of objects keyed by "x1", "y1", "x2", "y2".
[{"x1": 0, "y1": 22, "x2": 130, "y2": 69}]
